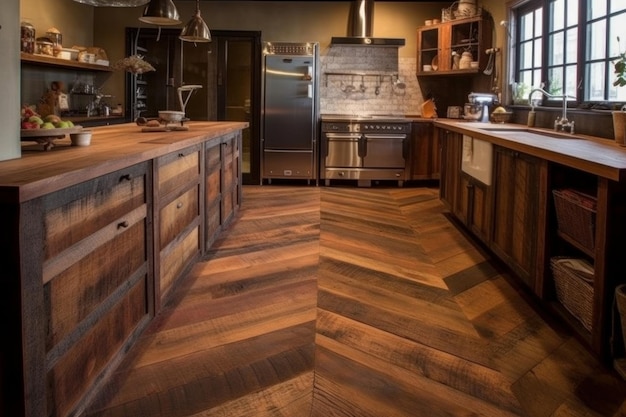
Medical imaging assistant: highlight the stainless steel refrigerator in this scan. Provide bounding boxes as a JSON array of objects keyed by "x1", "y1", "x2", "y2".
[{"x1": 261, "y1": 42, "x2": 319, "y2": 184}]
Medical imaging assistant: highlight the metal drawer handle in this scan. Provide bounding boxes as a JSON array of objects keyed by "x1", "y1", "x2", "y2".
[
  {"x1": 178, "y1": 153, "x2": 185, "y2": 158},
  {"x1": 117, "y1": 220, "x2": 129, "y2": 229},
  {"x1": 176, "y1": 202, "x2": 183, "y2": 209},
  {"x1": 119, "y1": 174, "x2": 131, "y2": 182}
]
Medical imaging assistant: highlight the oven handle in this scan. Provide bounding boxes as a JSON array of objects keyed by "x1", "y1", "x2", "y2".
[{"x1": 363, "y1": 134, "x2": 407, "y2": 140}]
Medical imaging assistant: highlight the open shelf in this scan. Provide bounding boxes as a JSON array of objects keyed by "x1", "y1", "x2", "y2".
[{"x1": 21, "y1": 52, "x2": 112, "y2": 72}]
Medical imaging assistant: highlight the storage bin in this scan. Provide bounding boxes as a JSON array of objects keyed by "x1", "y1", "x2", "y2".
[
  {"x1": 552, "y1": 189, "x2": 597, "y2": 251},
  {"x1": 550, "y1": 257, "x2": 594, "y2": 331}
]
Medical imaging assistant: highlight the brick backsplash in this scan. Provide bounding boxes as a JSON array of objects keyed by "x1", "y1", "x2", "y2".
[{"x1": 320, "y1": 46, "x2": 421, "y2": 116}]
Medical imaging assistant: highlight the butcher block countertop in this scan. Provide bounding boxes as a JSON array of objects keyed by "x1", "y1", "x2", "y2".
[
  {"x1": 434, "y1": 120, "x2": 626, "y2": 182},
  {"x1": 0, "y1": 121, "x2": 248, "y2": 203}
]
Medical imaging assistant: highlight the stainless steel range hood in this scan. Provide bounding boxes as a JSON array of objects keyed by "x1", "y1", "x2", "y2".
[{"x1": 331, "y1": 0, "x2": 405, "y2": 47}]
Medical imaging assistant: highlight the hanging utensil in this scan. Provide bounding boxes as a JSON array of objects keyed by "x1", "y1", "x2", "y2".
[
  {"x1": 360, "y1": 75, "x2": 366, "y2": 93},
  {"x1": 375, "y1": 75, "x2": 381, "y2": 95}
]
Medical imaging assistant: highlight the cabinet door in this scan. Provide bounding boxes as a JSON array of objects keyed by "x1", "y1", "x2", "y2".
[
  {"x1": 155, "y1": 145, "x2": 202, "y2": 304},
  {"x1": 463, "y1": 174, "x2": 492, "y2": 244},
  {"x1": 491, "y1": 146, "x2": 543, "y2": 290},
  {"x1": 417, "y1": 26, "x2": 441, "y2": 73},
  {"x1": 41, "y1": 162, "x2": 151, "y2": 417},
  {"x1": 410, "y1": 122, "x2": 440, "y2": 180},
  {"x1": 205, "y1": 139, "x2": 222, "y2": 248},
  {"x1": 221, "y1": 132, "x2": 241, "y2": 226},
  {"x1": 439, "y1": 129, "x2": 462, "y2": 209}
]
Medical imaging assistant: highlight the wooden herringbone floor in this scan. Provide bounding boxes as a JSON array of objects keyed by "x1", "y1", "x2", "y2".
[{"x1": 84, "y1": 185, "x2": 626, "y2": 417}]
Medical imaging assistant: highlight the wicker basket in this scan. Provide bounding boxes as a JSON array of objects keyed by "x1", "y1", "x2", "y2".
[
  {"x1": 552, "y1": 189, "x2": 597, "y2": 251},
  {"x1": 490, "y1": 111, "x2": 513, "y2": 124},
  {"x1": 550, "y1": 257, "x2": 595, "y2": 331}
]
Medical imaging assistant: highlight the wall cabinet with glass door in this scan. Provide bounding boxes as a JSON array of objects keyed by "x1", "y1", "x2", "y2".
[{"x1": 416, "y1": 16, "x2": 493, "y2": 76}]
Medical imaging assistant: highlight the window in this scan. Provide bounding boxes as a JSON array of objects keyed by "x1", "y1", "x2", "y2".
[{"x1": 513, "y1": 0, "x2": 626, "y2": 104}]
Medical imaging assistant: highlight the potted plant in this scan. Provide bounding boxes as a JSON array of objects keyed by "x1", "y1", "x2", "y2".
[{"x1": 612, "y1": 37, "x2": 626, "y2": 146}]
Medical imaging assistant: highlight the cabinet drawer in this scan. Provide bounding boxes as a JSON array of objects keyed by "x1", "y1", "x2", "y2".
[
  {"x1": 159, "y1": 185, "x2": 200, "y2": 250},
  {"x1": 157, "y1": 145, "x2": 201, "y2": 198},
  {"x1": 160, "y1": 226, "x2": 200, "y2": 299},
  {"x1": 43, "y1": 163, "x2": 148, "y2": 260}
]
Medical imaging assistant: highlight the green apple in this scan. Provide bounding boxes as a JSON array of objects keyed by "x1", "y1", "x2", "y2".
[
  {"x1": 44, "y1": 115, "x2": 61, "y2": 124},
  {"x1": 55, "y1": 121, "x2": 70, "y2": 129},
  {"x1": 66, "y1": 121, "x2": 74, "y2": 127},
  {"x1": 41, "y1": 122, "x2": 55, "y2": 129},
  {"x1": 28, "y1": 116, "x2": 44, "y2": 125}
]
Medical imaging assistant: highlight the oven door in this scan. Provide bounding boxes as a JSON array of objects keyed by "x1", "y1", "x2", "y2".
[
  {"x1": 325, "y1": 133, "x2": 362, "y2": 168},
  {"x1": 362, "y1": 134, "x2": 407, "y2": 168}
]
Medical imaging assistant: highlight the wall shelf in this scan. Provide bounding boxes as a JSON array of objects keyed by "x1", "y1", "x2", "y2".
[{"x1": 21, "y1": 52, "x2": 113, "y2": 72}]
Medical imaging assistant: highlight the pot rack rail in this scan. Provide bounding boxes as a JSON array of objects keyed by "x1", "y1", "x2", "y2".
[{"x1": 323, "y1": 71, "x2": 399, "y2": 87}]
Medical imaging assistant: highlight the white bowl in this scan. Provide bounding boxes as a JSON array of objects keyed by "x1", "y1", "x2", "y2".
[
  {"x1": 70, "y1": 131, "x2": 92, "y2": 146},
  {"x1": 158, "y1": 110, "x2": 185, "y2": 123}
]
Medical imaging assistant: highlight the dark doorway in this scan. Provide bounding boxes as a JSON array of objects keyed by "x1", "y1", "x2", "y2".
[{"x1": 126, "y1": 28, "x2": 261, "y2": 185}]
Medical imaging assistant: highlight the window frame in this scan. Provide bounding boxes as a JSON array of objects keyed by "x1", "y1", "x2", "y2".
[{"x1": 511, "y1": 0, "x2": 626, "y2": 107}]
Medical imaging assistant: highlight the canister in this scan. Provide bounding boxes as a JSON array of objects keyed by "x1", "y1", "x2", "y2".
[
  {"x1": 20, "y1": 21, "x2": 36, "y2": 54},
  {"x1": 459, "y1": 51, "x2": 473, "y2": 69}
]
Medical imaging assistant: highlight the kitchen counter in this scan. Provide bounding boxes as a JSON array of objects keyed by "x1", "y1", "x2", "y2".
[
  {"x1": 1, "y1": 121, "x2": 248, "y2": 203},
  {"x1": 2, "y1": 120, "x2": 248, "y2": 417},
  {"x1": 434, "y1": 120, "x2": 626, "y2": 181}
]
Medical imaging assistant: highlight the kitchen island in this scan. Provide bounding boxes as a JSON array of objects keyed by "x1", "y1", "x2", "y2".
[
  {"x1": 0, "y1": 121, "x2": 247, "y2": 417},
  {"x1": 434, "y1": 120, "x2": 626, "y2": 367}
]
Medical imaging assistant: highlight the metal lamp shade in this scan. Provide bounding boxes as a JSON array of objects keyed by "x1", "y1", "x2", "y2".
[
  {"x1": 180, "y1": 10, "x2": 211, "y2": 42},
  {"x1": 139, "y1": 0, "x2": 181, "y2": 25},
  {"x1": 74, "y1": 0, "x2": 150, "y2": 6}
]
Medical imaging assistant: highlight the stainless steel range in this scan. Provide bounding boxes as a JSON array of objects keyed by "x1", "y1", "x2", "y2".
[{"x1": 320, "y1": 115, "x2": 411, "y2": 186}]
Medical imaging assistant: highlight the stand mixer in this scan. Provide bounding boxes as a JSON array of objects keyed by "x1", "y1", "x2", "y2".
[{"x1": 464, "y1": 92, "x2": 496, "y2": 122}]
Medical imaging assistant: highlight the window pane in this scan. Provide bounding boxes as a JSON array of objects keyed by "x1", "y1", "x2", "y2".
[
  {"x1": 521, "y1": 12, "x2": 535, "y2": 41},
  {"x1": 567, "y1": 0, "x2": 578, "y2": 26},
  {"x1": 589, "y1": 0, "x2": 607, "y2": 20},
  {"x1": 565, "y1": 64, "x2": 577, "y2": 97},
  {"x1": 536, "y1": 8, "x2": 543, "y2": 37},
  {"x1": 611, "y1": 0, "x2": 626, "y2": 13},
  {"x1": 535, "y1": 39, "x2": 543, "y2": 66},
  {"x1": 587, "y1": 61, "x2": 605, "y2": 100},
  {"x1": 588, "y1": 19, "x2": 607, "y2": 60},
  {"x1": 521, "y1": 41, "x2": 534, "y2": 69},
  {"x1": 549, "y1": 67, "x2": 564, "y2": 95},
  {"x1": 533, "y1": 69, "x2": 543, "y2": 88},
  {"x1": 550, "y1": 32, "x2": 564, "y2": 65},
  {"x1": 566, "y1": 28, "x2": 578, "y2": 63},
  {"x1": 551, "y1": 0, "x2": 565, "y2": 31},
  {"x1": 610, "y1": 13, "x2": 626, "y2": 57}
]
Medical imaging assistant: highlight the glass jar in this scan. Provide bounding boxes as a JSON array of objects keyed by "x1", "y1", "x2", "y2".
[{"x1": 20, "y1": 21, "x2": 36, "y2": 54}]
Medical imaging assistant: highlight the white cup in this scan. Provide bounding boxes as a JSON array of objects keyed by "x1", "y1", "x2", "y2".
[
  {"x1": 423, "y1": 65, "x2": 432, "y2": 72},
  {"x1": 70, "y1": 131, "x2": 92, "y2": 146}
]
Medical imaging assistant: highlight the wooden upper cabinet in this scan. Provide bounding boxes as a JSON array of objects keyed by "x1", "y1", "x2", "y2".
[{"x1": 416, "y1": 15, "x2": 493, "y2": 76}]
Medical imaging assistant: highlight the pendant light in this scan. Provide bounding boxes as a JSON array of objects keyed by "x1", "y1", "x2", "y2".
[
  {"x1": 179, "y1": 0, "x2": 211, "y2": 42},
  {"x1": 73, "y1": 0, "x2": 150, "y2": 6},
  {"x1": 139, "y1": 0, "x2": 181, "y2": 25}
]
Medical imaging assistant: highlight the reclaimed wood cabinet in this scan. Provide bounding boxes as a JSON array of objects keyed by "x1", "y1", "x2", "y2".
[
  {"x1": 409, "y1": 121, "x2": 440, "y2": 180},
  {"x1": 154, "y1": 144, "x2": 203, "y2": 307},
  {"x1": 491, "y1": 146, "x2": 546, "y2": 291},
  {"x1": 2, "y1": 162, "x2": 152, "y2": 417},
  {"x1": 0, "y1": 122, "x2": 246, "y2": 417},
  {"x1": 416, "y1": 15, "x2": 493, "y2": 76},
  {"x1": 205, "y1": 131, "x2": 242, "y2": 248},
  {"x1": 439, "y1": 129, "x2": 491, "y2": 243}
]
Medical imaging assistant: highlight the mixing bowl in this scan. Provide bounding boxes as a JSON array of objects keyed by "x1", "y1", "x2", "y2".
[
  {"x1": 158, "y1": 110, "x2": 185, "y2": 123},
  {"x1": 463, "y1": 103, "x2": 483, "y2": 121}
]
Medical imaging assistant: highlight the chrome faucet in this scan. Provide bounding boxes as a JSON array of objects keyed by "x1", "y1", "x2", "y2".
[{"x1": 528, "y1": 88, "x2": 575, "y2": 134}]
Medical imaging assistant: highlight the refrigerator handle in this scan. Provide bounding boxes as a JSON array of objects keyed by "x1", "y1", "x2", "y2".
[
  {"x1": 304, "y1": 66, "x2": 313, "y2": 81},
  {"x1": 307, "y1": 84, "x2": 313, "y2": 99}
]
